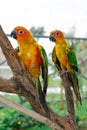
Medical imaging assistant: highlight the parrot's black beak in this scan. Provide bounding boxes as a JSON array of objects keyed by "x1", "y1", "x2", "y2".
[
  {"x1": 49, "y1": 34, "x2": 56, "y2": 42},
  {"x1": 10, "y1": 30, "x2": 17, "y2": 39}
]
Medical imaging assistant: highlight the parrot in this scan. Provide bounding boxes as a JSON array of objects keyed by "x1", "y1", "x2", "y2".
[
  {"x1": 10, "y1": 26, "x2": 49, "y2": 115},
  {"x1": 49, "y1": 30, "x2": 82, "y2": 105}
]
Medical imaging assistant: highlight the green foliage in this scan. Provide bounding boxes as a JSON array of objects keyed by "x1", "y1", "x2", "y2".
[
  {"x1": 30, "y1": 26, "x2": 45, "y2": 41},
  {"x1": 0, "y1": 94, "x2": 87, "y2": 130},
  {"x1": 76, "y1": 100, "x2": 87, "y2": 121},
  {"x1": 0, "y1": 108, "x2": 36, "y2": 130},
  {"x1": 48, "y1": 76, "x2": 61, "y2": 88},
  {"x1": 30, "y1": 26, "x2": 45, "y2": 36},
  {"x1": 49, "y1": 101, "x2": 67, "y2": 115},
  {"x1": 27, "y1": 121, "x2": 51, "y2": 130},
  {"x1": 76, "y1": 100, "x2": 87, "y2": 129},
  {"x1": 0, "y1": 105, "x2": 51, "y2": 130}
]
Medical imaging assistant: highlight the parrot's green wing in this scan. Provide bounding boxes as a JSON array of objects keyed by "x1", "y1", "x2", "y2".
[
  {"x1": 66, "y1": 46, "x2": 78, "y2": 72},
  {"x1": 66, "y1": 46, "x2": 82, "y2": 105},
  {"x1": 40, "y1": 46, "x2": 48, "y2": 97},
  {"x1": 41, "y1": 46, "x2": 48, "y2": 67}
]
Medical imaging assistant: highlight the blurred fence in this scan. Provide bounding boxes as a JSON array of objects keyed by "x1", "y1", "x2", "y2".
[{"x1": 6, "y1": 34, "x2": 87, "y2": 40}]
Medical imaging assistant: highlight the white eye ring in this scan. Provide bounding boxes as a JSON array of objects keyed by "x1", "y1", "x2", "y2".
[
  {"x1": 56, "y1": 32, "x2": 59, "y2": 36},
  {"x1": 18, "y1": 30, "x2": 24, "y2": 34}
]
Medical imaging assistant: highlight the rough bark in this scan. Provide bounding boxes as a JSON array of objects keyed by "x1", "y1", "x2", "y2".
[{"x1": 0, "y1": 25, "x2": 77, "y2": 130}]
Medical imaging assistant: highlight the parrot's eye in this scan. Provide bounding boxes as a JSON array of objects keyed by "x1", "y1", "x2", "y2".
[
  {"x1": 18, "y1": 30, "x2": 24, "y2": 34},
  {"x1": 56, "y1": 32, "x2": 59, "y2": 35},
  {"x1": 56, "y1": 32, "x2": 59, "y2": 36}
]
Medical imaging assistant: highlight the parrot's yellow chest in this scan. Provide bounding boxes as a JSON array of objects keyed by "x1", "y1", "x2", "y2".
[
  {"x1": 18, "y1": 43, "x2": 42, "y2": 77},
  {"x1": 55, "y1": 44, "x2": 68, "y2": 67}
]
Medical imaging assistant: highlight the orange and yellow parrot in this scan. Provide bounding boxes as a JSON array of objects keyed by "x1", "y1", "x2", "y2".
[
  {"x1": 49, "y1": 30, "x2": 82, "y2": 105},
  {"x1": 10, "y1": 26, "x2": 49, "y2": 113}
]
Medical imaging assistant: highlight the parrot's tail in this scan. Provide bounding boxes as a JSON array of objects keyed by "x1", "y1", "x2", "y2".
[
  {"x1": 36, "y1": 78, "x2": 50, "y2": 117},
  {"x1": 69, "y1": 71, "x2": 82, "y2": 105}
]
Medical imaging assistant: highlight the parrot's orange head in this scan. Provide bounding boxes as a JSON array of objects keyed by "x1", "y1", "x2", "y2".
[
  {"x1": 49, "y1": 30, "x2": 64, "y2": 43},
  {"x1": 10, "y1": 26, "x2": 33, "y2": 43}
]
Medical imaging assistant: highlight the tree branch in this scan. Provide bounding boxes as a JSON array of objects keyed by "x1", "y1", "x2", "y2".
[
  {"x1": 0, "y1": 77, "x2": 23, "y2": 95},
  {"x1": 55, "y1": 64, "x2": 75, "y2": 117}
]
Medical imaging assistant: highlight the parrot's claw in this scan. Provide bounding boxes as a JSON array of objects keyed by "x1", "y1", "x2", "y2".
[
  {"x1": 15, "y1": 46, "x2": 19, "y2": 53},
  {"x1": 58, "y1": 70, "x2": 68, "y2": 76}
]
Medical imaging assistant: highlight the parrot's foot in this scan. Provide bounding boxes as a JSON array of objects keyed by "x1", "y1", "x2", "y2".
[
  {"x1": 15, "y1": 46, "x2": 19, "y2": 53},
  {"x1": 58, "y1": 70, "x2": 68, "y2": 76}
]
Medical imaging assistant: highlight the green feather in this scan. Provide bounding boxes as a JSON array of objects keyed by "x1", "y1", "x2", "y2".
[
  {"x1": 40, "y1": 46, "x2": 48, "y2": 97},
  {"x1": 41, "y1": 46, "x2": 48, "y2": 67},
  {"x1": 66, "y1": 46, "x2": 78, "y2": 72}
]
